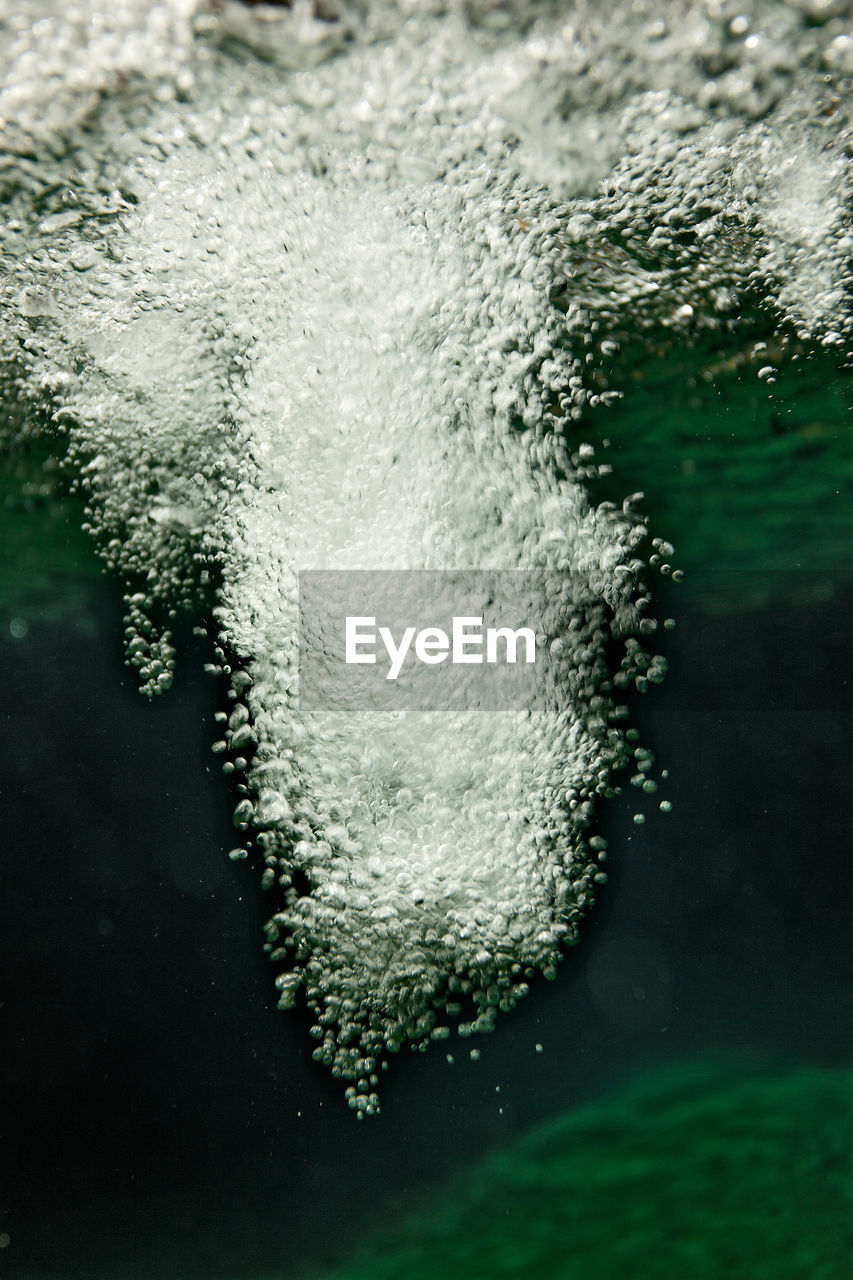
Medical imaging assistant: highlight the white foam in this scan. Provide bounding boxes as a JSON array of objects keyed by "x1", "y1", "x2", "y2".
[{"x1": 2, "y1": 0, "x2": 850, "y2": 1111}]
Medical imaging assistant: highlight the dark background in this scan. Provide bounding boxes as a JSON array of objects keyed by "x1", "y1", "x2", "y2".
[{"x1": 1, "y1": 574, "x2": 852, "y2": 1278}]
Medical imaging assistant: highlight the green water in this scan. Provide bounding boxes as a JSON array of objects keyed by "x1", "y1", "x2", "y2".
[
  {"x1": 0, "y1": 435, "x2": 105, "y2": 627},
  {"x1": 321, "y1": 1063, "x2": 853, "y2": 1280},
  {"x1": 582, "y1": 334, "x2": 852, "y2": 608}
]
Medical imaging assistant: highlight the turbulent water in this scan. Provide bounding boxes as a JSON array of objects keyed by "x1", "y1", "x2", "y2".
[{"x1": 1, "y1": 0, "x2": 850, "y2": 1113}]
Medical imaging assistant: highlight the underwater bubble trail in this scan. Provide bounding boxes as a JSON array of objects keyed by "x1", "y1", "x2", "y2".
[{"x1": 1, "y1": 0, "x2": 851, "y2": 1113}]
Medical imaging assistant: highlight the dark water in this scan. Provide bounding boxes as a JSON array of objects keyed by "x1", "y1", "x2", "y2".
[{"x1": 1, "y1": 564, "x2": 851, "y2": 1277}]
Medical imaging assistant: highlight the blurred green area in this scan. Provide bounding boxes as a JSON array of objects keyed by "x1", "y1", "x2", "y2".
[
  {"x1": 0, "y1": 432, "x2": 108, "y2": 630},
  {"x1": 322, "y1": 1063, "x2": 853, "y2": 1280},
  {"x1": 583, "y1": 332, "x2": 852, "y2": 611}
]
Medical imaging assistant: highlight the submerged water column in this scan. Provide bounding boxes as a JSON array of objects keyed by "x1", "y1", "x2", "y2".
[{"x1": 1, "y1": 0, "x2": 850, "y2": 1112}]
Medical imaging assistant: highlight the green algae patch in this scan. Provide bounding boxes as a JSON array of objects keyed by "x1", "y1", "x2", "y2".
[{"x1": 323, "y1": 1064, "x2": 853, "y2": 1280}]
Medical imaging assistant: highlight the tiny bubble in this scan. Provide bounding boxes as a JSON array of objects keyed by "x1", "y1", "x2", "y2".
[{"x1": 9, "y1": 617, "x2": 28, "y2": 639}]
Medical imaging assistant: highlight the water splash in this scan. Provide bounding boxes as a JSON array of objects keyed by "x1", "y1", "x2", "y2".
[{"x1": 1, "y1": 0, "x2": 850, "y2": 1112}]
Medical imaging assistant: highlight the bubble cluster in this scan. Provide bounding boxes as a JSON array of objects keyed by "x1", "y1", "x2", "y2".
[{"x1": 1, "y1": 0, "x2": 850, "y2": 1112}]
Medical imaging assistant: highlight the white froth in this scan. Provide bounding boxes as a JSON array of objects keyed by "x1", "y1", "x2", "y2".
[{"x1": 1, "y1": 0, "x2": 850, "y2": 1112}]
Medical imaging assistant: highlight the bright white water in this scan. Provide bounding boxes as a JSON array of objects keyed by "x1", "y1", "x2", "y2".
[{"x1": 1, "y1": 0, "x2": 850, "y2": 1113}]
